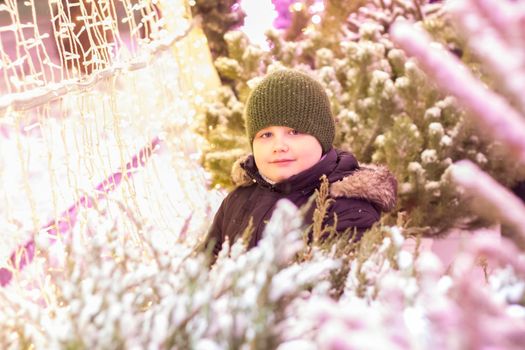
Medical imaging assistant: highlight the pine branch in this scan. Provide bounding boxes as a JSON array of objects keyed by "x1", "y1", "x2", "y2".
[
  {"x1": 311, "y1": 175, "x2": 335, "y2": 245},
  {"x1": 390, "y1": 21, "x2": 525, "y2": 163},
  {"x1": 241, "y1": 217, "x2": 254, "y2": 248}
]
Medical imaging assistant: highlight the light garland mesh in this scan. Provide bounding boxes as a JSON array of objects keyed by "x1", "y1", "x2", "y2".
[{"x1": 0, "y1": 0, "x2": 222, "y2": 281}]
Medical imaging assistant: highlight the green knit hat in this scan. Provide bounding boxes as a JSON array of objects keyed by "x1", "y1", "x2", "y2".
[{"x1": 245, "y1": 69, "x2": 335, "y2": 154}]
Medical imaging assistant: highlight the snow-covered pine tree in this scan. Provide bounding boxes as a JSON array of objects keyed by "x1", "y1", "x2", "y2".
[
  {"x1": 196, "y1": 0, "x2": 523, "y2": 236},
  {"x1": 190, "y1": 0, "x2": 245, "y2": 60}
]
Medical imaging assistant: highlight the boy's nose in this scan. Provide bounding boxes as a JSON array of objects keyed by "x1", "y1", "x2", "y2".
[{"x1": 272, "y1": 138, "x2": 289, "y2": 152}]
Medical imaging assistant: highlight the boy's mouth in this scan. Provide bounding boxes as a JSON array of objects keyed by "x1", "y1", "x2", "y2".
[{"x1": 270, "y1": 159, "x2": 295, "y2": 164}]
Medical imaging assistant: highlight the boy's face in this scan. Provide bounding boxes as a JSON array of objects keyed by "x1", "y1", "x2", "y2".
[{"x1": 253, "y1": 125, "x2": 322, "y2": 183}]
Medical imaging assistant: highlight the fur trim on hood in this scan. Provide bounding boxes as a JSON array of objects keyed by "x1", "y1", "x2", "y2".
[
  {"x1": 231, "y1": 155, "x2": 397, "y2": 212},
  {"x1": 231, "y1": 154, "x2": 254, "y2": 187},
  {"x1": 330, "y1": 164, "x2": 397, "y2": 212}
]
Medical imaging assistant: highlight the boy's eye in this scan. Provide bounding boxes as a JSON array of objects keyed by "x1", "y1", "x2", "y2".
[
  {"x1": 259, "y1": 132, "x2": 272, "y2": 138},
  {"x1": 289, "y1": 129, "x2": 299, "y2": 135}
]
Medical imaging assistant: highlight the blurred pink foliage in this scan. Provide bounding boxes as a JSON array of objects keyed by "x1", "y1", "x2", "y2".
[
  {"x1": 287, "y1": 0, "x2": 525, "y2": 348},
  {"x1": 390, "y1": 0, "x2": 525, "y2": 347},
  {"x1": 390, "y1": 5, "x2": 525, "y2": 163},
  {"x1": 283, "y1": 233, "x2": 525, "y2": 350}
]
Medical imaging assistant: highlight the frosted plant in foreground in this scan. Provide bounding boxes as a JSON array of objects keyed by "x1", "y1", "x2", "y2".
[
  {"x1": 1, "y1": 184, "x2": 524, "y2": 349},
  {"x1": 0, "y1": 199, "x2": 341, "y2": 348},
  {"x1": 278, "y1": 226, "x2": 525, "y2": 350},
  {"x1": 201, "y1": 199, "x2": 340, "y2": 348}
]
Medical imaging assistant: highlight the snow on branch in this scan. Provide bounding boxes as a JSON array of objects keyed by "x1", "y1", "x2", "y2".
[{"x1": 390, "y1": 19, "x2": 525, "y2": 164}]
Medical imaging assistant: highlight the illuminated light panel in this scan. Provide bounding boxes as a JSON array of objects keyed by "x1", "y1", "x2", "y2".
[{"x1": 240, "y1": 0, "x2": 277, "y2": 50}]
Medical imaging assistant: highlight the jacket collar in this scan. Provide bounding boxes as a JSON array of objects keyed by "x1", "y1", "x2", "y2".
[
  {"x1": 235, "y1": 149, "x2": 340, "y2": 195},
  {"x1": 231, "y1": 149, "x2": 397, "y2": 212}
]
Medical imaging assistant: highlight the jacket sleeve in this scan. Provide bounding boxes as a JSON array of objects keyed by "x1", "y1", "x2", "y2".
[
  {"x1": 326, "y1": 197, "x2": 380, "y2": 241},
  {"x1": 204, "y1": 200, "x2": 226, "y2": 258}
]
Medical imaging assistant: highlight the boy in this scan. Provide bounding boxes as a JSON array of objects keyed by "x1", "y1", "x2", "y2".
[{"x1": 205, "y1": 69, "x2": 397, "y2": 257}]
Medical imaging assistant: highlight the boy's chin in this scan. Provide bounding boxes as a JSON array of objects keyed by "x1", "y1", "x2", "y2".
[{"x1": 268, "y1": 173, "x2": 293, "y2": 183}]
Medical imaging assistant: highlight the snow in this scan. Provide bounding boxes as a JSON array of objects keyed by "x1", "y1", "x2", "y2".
[{"x1": 421, "y1": 149, "x2": 438, "y2": 164}]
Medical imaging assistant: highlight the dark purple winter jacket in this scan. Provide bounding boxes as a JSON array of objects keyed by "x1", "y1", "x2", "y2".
[{"x1": 205, "y1": 149, "x2": 397, "y2": 256}]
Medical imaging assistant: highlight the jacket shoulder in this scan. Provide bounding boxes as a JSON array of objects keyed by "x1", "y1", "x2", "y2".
[{"x1": 330, "y1": 164, "x2": 397, "y2": 212}]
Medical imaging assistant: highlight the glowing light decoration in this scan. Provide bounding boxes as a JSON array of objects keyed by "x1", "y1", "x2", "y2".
[
  {"x1": 0, "y1": 0, "x2": 222, "y2": 284},
  {"x1": 310, "y1": 0, "x2": 324, "y2": 24},
  {"x1": 240, "y1": 0, "x2": 277, "y2": 49}
]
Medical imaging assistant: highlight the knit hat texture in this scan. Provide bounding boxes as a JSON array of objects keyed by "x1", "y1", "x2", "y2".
[{"x1": 245, "y1": 69, "x2": 335, "y2": 154}]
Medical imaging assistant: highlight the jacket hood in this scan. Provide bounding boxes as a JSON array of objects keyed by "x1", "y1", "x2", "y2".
[
  {"x1": 231, "y1": 149, "x2": 397, "y2": 212},
  {"x1": 330, "y1": 164, "x2": 397, "y2": 212}
]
